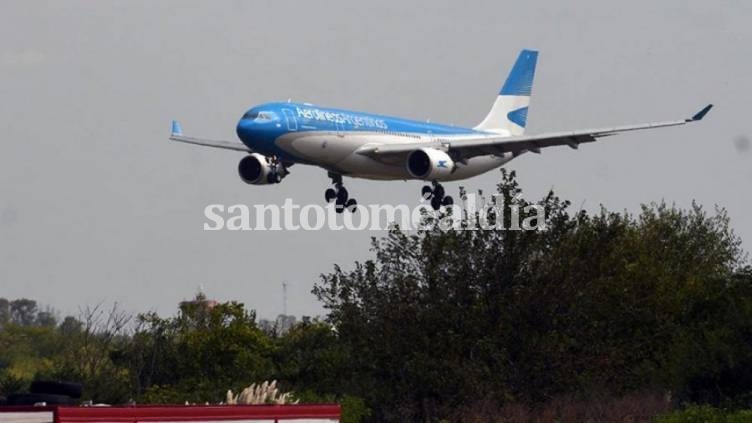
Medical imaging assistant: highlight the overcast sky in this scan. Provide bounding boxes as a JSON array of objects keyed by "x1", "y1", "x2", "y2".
[{"x1": 1, "y1": 0, "x2": 749, "y2": 320}]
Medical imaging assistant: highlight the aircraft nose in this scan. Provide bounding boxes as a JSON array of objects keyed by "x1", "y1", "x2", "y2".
[{"x1": 236, "y1": 118, "x2": 253, "y2": 139}]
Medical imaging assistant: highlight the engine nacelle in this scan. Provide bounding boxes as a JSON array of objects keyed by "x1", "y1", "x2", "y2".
[
  {"x1": 238, "y1": 153, "x2": 273, "y2": 185},
  {"x1": 406, "y1": 148, "x2": 454, "y2": 180}
]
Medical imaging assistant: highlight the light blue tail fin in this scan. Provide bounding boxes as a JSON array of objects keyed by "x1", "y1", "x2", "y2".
[{"x1": 475, "y1": 49, "x2": 538, "y2": 135}]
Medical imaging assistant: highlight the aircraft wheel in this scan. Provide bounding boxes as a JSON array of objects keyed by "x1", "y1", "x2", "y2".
[
  {"x1": 335, "y1": 195, "x2": 347, "y2": 213},
  {"x1": 345, "y1": 198, "x2": 358, "y2": 213},
  {"x1": 325, "y1": 188, "x2": 337, "y2": 203},
  {"x1": 337, "y1": 187, "x2": 349, "y2": 203},
  {"x1": 421, "y1": 185, "x2": 433, "y2": 200},
  {"x1": 433, "y1": 184, "x2": 445, "y2": 200},
  {"x1": 431, "y1": 197, "x2": 442, "y2": 211}
]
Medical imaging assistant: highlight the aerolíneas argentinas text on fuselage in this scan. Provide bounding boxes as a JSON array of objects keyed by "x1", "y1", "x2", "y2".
[{"x1": 170, "y1": 49, "x2": 712, "y2": 212}]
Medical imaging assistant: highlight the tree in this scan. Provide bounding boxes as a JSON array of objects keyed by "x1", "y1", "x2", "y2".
[
  {"x1": 127, "y1": 297, "x2": 275, "y2": 404},
  {"x1": 50, "y1": 303, "x2": 134, "y2": 403},
  {"x1": 0, "y1": 298, "x2": 10, "y2": 327},
  {"x1": 10, "y1": 299, "x2": 38, "y2": 326},
  {"x1": 313, "y1": 170, "x2": 749, "y2": 422},
  {"x1": 272, "y1": 319, "x2": 349, "y2": 396},
  {"x1": 35, "y1": 309, "x2": 57, "y2": 327}
]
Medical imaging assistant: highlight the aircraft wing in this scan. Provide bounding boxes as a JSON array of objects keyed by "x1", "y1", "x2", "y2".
[
  {"x1": 169, "y1": 120, "x2": 251, "y2": 152},
  {"x1": 358, "y1": 104, "x2": 712, "y2": 160}
]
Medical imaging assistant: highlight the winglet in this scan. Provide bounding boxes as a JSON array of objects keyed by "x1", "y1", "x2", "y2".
[
  {"x1": 171, "y1": 120, "x2": 183, "y2": 136},
  {"x1": 689, "y1": 104, "x2": 713, "y2": 122}
]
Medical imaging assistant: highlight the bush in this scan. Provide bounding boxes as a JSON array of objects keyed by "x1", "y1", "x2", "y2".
[
  {"x1": 656, "y1": 405, "x2": 752, "y2": 423},
  {"x1": 294, "y1": 391, "x2": 371, "y2": 423}
]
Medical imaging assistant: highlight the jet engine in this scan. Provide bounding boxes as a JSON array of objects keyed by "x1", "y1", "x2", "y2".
[
  {"x1": 406, "y1": 148, "x2": 454, "y2": 180},
  {"x1": 238, "y1": 153, "x2": 273, "y2": 185}
]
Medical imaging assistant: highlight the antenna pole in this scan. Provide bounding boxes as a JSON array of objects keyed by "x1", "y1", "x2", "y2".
[{"x1": 282, "y1": 282, "x2": 288, "y2": 316}]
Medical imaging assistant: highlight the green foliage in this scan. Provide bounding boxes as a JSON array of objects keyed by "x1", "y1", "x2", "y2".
[
  {"x1": 0, "y1": 322, "x2": 62, "y2": 386},
  {"x1": 139, "y1": 384, "x2": 191, "y2": 404},
  {"x1": 727, "y1": 410, "x2": 752, "y2": 423},
  {"x1": 339, "y1": 395, "x2": 372, "y2": 423},
  {"x1": 295, "y1": 391, "x2": 371, "y2": 423},
  {"x1": 129, "y1": 300, "x2": 275, "y2": 403},
  {"x1": 657, "y1": 404, "x2": 725, "y2": 423},
  {"x1": 313, "y1": 170, "x2": 751, "y2": 421},
  {"x1": 0, "y1": 372, "x2": 27, "y2": 395},
  {"x1": 0, "y1": 298, "x2": 60, "y2": 329},
  {"x1": 272, "y1": 320, "x2": 350, "y2": 396},
  {"x1": 655, "y1": 405, "x2": 752, "y2": 423}
]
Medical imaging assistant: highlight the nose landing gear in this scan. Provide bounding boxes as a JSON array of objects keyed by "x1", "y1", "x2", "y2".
[
  {"x1": 325, "y1": 173, "x2": 357, "y2": 213},
  {"x1": 422, "y1": 181, "x2": 453, "y2": 210}
]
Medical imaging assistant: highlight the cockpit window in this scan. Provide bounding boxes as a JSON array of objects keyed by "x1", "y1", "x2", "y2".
[
  {"x1": 255, "y1": 111, "x2": 275, "y2": 121},
  {"x1": 242, "y1": 110, "x2": 276, "y2": 121}
]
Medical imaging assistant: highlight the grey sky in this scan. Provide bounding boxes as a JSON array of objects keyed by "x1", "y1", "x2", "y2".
[{"x1": 1, "y1": 1, "x2": 750, "y2": 320}]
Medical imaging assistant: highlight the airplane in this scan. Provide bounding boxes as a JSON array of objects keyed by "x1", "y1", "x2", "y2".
[{"x1": 170, "y1": 49, "x2": 712, "y2": 213}]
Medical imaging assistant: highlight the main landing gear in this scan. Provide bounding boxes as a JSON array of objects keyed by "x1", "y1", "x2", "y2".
[
  {"x1": 266, "y1": 156, "x2": 288, "y2": 184},
  {"x1": 422, "y1": 181, "x2": 453, "y2": 210},
  {"x1": 325, "y1": 173, "x2": 358, "y2": 213}
]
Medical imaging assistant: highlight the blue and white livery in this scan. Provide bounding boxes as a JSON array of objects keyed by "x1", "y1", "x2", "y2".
[{"x1": 170, "y1": 49, "x2": 712, "y2": 212}]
